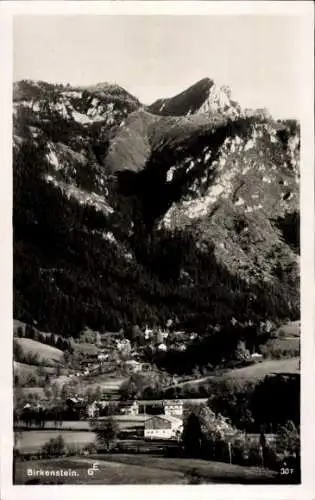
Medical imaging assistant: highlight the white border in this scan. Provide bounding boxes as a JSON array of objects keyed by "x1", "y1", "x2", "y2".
[{"x1": 0, "y1": 2, "x2": 314, "y2": 500}]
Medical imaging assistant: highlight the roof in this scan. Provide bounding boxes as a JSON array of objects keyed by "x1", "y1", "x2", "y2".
[
  {"x1": 164, "y1": 399, "x2": 183, "y2": 405},
  {"x1": 146, "y1": 414, "x2": 182, "y2": 425}
]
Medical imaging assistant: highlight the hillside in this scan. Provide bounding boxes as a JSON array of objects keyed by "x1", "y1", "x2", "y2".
[
  {"x1": 13, "y1": 77, "x2": 300, "y2": 371},
  {"x1": 14, "y1": 338, "x2": 64, "y2": 365}
]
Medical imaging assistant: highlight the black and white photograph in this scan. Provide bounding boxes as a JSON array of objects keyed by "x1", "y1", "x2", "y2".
[{"x1": 0, "y1": 1, "x2": 314, "y2": 496}]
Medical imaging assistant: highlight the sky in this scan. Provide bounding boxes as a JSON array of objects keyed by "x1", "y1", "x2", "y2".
[{"x1": 13, "y1": 15, "x2": 304, "y2": 119}]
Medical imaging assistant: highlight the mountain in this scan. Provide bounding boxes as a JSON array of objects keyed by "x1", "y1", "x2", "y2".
[
  {"x1": 148, "y1": 77, "x2": 241, "y2": 118},
  {"x1": 13, "y1": 78, "x2": 300, "y2": 368}
]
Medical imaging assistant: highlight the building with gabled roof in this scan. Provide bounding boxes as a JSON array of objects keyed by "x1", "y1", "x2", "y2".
[{"x1": 144, "y1": 414, "x2": 183, "y2": 440}]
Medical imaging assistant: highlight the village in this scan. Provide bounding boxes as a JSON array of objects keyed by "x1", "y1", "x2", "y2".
[
  {"x1": 14, "y1": 323, "x2": 203, "y2": 444},
  {"x1": 13, "y1": 316, "x2": 299, "y2": 485}
]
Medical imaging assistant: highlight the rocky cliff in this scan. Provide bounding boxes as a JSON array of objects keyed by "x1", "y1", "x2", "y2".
[{"x1": 13, "y1": 78, "x2": 300, "y2": 345}]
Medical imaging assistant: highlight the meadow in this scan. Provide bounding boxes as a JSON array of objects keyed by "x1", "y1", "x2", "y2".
[
  {"x1": 218, "y1": 357, "x2": 299, "y2": 382},
  {"x1": 14, "y1": 337, "x2": 64, "y2": 365},
  {"x1": 16, "y1": 430, "x2": 96, "y2": 453},
  {"x1": 14, "y1": 454, "x2": 278, "y2": 485}
]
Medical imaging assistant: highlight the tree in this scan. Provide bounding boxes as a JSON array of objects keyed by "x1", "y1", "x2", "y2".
[
  {"x1": 92, "y1": 417, "x2": 118, "y2": 452},
  {"x1": 17, "y1": 327, "x2": 24, "y2": 337},
  {"x1": 42, "y1": 435, "x2": 65, "y2": 457},
  {"x1": 119, "y1": 379, "x2": 138, "y2": 401},
  {"x1": 276, "y1": 421, "x2": 300, "y2": 456},
  {"x1": 44, "y1": 385, "x2": 53, "y2": 400},
  {"x1": 235, "y1": 340, "x2": 250, "y2": 363},
  {"x1": 183, "y1": 412, "x2": 203, "y2": 457},
  {"x1": 36, "y1": 365, "x2": 46, "y2": 378},
  {"x1": 13, "y1": 339, "x2": 24, "y2": 362},
  {"x1": 131, "y1": 324, "x2": 141, "y2": 343},
  {"x1": 94, "y1": 385, "x2": 102, "y2": 401}
]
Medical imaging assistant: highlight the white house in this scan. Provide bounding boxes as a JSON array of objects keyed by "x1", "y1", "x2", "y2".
[
  {"x1": 144, "y1": 415, "x2": 183, "y2": 440},
  {"x1": 157, "y1": 343, "x2": 167, "y2": 351},
  {"x1": 87, "y1": 401, "x2": 98, "y2": 418},
  {"x1": 123, "y1": 400, "x2": 139, "y2": 416},
  {"x1": 251, "y1": 352, "x2": 263, "y2": 362},
  {"x1": 117, "y1": 338, "x2": 131, "y2": 355},
  {"x1": 164, "y1": 400, "x2": 184, "y2": 418},
  {"x1": 159, "y1": 330, "x2": 169, "y2": 341},
  {"x1": 98, "y1": 353, "x2": 108, "y2": 361},
  {"x1": 144, "y1": 326, "x2": 154, "y2": 340}
]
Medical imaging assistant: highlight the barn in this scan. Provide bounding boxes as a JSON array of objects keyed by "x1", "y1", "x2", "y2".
[{"x1": 144, "y1": 415, "x2": 183, "y2": 440}]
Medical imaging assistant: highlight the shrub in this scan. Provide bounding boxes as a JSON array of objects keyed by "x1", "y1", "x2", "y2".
[
  {"x1": 91, "y1": 417, "x2": 119, "y2": 452},
  {"x1": 83, "y1": 442, "x2": 98, "y2": 455},
  {"x1": 41, "y1": 435, "x2": 65, "y2": 457},
  {"x1": 65, "y1": 444, "x2": 82, "y2": 456}
]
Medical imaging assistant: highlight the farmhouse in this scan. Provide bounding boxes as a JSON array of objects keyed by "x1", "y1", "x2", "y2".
[
  {"x1": 117, "y1": 338, "x2": 131, "y2": 354},
  {"x1": 250, "y1": 352, "x2": 263, "y2": 362},
  {"x1": 120, "y1": 400, "x2": 139, "y2": 416},
  {"x1": 144, "y1": 414, "x2": 183, "y2": 440},
  {"x1": 97, "y1": 353, "x2": 109, "y2": 361},
  {"x1": 144, "y1": 326, "x2": 154, "y2": 340},
  {"x1": 87, "y1": 401, "x2": 99, "y2": 418},
  {"x1": 157, "y1": 343, "x2": 167, "y2": 351},
  {"x1": 164, "y1": 400, "x2": 183, "y2": 418}
]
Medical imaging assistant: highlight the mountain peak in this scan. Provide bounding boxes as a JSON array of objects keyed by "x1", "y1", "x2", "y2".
[{"x1": 148, "y1": 77, "x2": 239, "y2": 118}]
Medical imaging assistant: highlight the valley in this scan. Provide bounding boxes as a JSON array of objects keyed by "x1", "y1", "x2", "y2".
[{"x1": 13, "y1": 76, "x2": 300, "y2": 485}]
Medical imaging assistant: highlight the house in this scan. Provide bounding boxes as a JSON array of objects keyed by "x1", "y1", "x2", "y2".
[
  {"x1": 117, "y1": 338, "x2": 131, "y2": 353},
  {"x1": 173, "y1": 331, "x2": 186, "y2": 339},
  {"x1": 144, "y1": 415, "x2": 183, "y2": 440},
  {"x1": 124, "y1": 400, "x2": 139, "y2": 416},
  {"x1": 98, "y1": 353, "x2": 109, "y2": 361},
  {"x1": 250, "y1": 352, "x2": 263, "y2": 362},
  {"x1": 144, "y1": 326, "x2": 154, "y2": 340},
  {"x1": 177, "y1": 343, "x2": 187, "y2": 352},
  {"x1": 166, "y1": 319, "x2": 173, "y2": 329},
  {"x1": 163, "y1": 399, "x2": 184, "y2": 418},
  {"x1": 87, "y1": 401, "x2": 99, "y2": 418},
  {"x1": 157, "y1": 343, "x2": 167, "y2": 352}
]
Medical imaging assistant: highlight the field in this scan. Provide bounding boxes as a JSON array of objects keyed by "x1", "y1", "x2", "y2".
[
  {"x1": 16, "y1": 415, "x2": 148, "y2": 432},
  {"x1": 218, "y1": 357, "x2": 299, "y2": 382},
  {"x1": 14, "y1": 454, "x2": 279, "y2": 485},
  {"x1": 72, "y1": 342, "x2": 99, "y2": 356},
  {"x1": 276, "y1": 320, "x2": 300, "y2": 337},
  {"x1": 169, "y1": 357, "x2": 299, "y2": 392},
  {"x1": 14, "y1": 338, "x2": 64, "y2": 365},
  {"x1": 20, "y1": 387, "x2": 45, "y2": 398},
  {"x1": 14, "y1": 361, "x2": 55, "y2": 383},
  {"x1": 81, "y1": 376, "x2": 126, "y2": 393},
  {"x1": 16, "y1": 430, "x2": 96, "y2": 453},
  {"x1": 260, "y1": 337, "x2": 300, "y2": 358}
]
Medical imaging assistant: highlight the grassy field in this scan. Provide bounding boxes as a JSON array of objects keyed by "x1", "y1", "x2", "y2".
[
  {"x1": 260, "y1": 337, "x2": 300, "y2": 358},
  {"x1": 16, "y1": 416, "x2": 148, "y2": 433},
  {"x1": 20, "y1": 386, "x2": 45, "y2": 398},
  {"x1": 14, "y1": 338, "x2": 64, "y2": 365},
  {"x1": 14, "y1": 454, "x2": 278, "y2": 485},
  {"x1": 81, "y1": 376, "x2": 126, "y2": 393},
  {"x1": 219, "y1": 357, "x2": 299, "y2": 382},
  {"x1": 72, "y1": 342, "x2": 99, "y2": 355},
  {"x1": 16, "y1": 430, "x2": 96, "y2": 453},
  {"x1": 169, "y1": 357, "x2": 300, "y2": 392},
  {"x1": 276, "y1": 320, "x2": 300, "y2": 337},
  {"x1": 14, "y1": 361, "x2": 55, "y2": 384}
]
